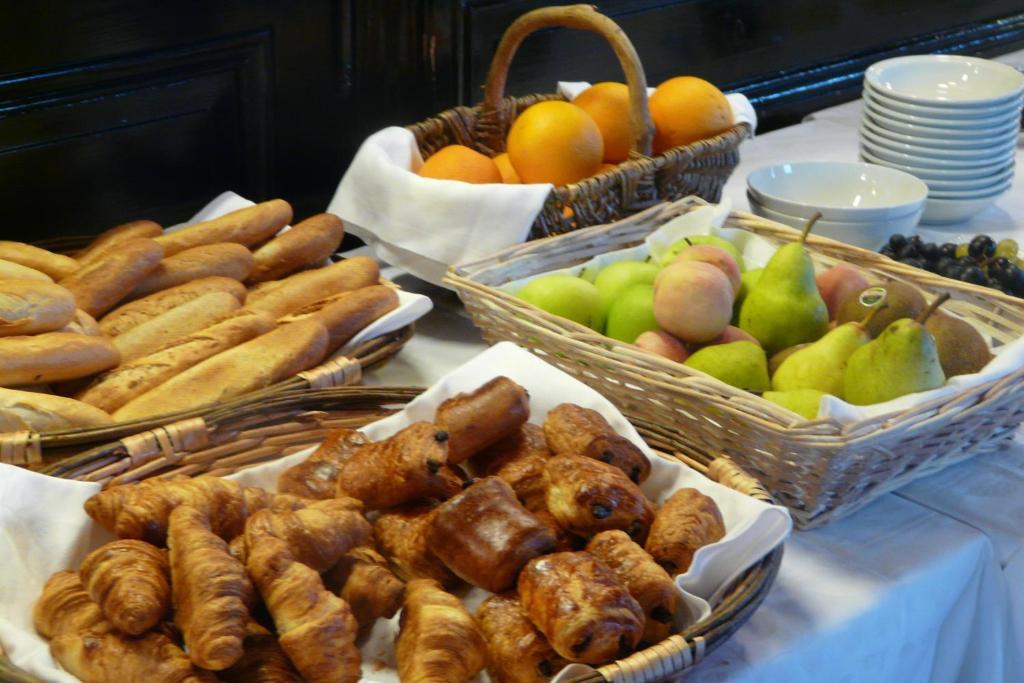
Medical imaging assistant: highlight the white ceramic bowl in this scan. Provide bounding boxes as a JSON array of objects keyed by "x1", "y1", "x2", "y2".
[
  {"x1": 747, "y1": 193, "x2": 921, "y2": 249},
  {"x1": 864, "y1": 110, "x2": 1022, "y2": 139},
  {"x1": 864, "y1": 94, "x2": 1021, "y2": 129},
  {"x1": 859, "y1": 125, "x2": 1018, "y2": 160},
  {"x1": 921, "y1": 166, "x2": 1015, "y2": 192},
  {"x1": 929, "y1": 179, "x2": 1013, "y2": 199},
  {"x1": 921, "y1": 190, "x2": 1006, "y2": 224},
  {"x1": 865, "y1": 55, "x2": 1024, "y2": 107},
  {"x1": 859, "y1": 137, "x2": 1016, "y2": 169},
  {"x1": 860, "y1": 115, "x2": 1021, "y2": 148},
  {"x1": 746, "y1": 161, "x2": 928, "y2": 222},
  {"x1": 859, "y1": 148, "x2": 1013, "y2": 179},
  {"x1": 863, "y1": 84, "x2": 1023, "y2": 119}
]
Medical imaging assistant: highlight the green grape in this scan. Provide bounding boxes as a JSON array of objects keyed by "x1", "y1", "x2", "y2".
[
  {"x1": 996, "y1": 239, "x2": 1019, "y2": 260},
  {"x1": 955, "y1": 243, "x2": 969, "y2": 258}
]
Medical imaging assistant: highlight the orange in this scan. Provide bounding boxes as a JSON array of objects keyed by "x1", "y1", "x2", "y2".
[
  {"x1": 574, "y1": 82, "x2": 633, "y2": 163},
  {"x1": 506, "y1": 100, "x2": 603, "y2": 186},
  {"x1": 418, "y1": 144, "x2": 502, "y2": 184},
  {"x1": 649, "y1": 76, "x2": 731, "y2": 154},
  {"x1": 493, "y1": 152, "x2": 520, "y2": 183}
]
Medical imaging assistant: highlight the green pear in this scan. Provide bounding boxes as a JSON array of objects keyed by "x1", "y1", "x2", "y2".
[
  {"x1": 844, "y1": 294, "x2": 949, "y2": 406},
  {"x1": 661, "y1": 235, "x2": 746, "y2": 271},
  {"x1": 763, "y1": 389, "x2": 827, "y2": 420},
  {"x1": 738, "y1": 215, "x2": 828, "y2": 354},
  {"x1": 684, "y1": 341, "x2": 769, "y2": 391},
  {"x1": 605, "y1": 284, "x2": 659, "y2": 342},
  {"x1": 733, "y1": 267, "x2": 763, "y2": 324},
  {"x1": 593, "y1": 260, "x2": 660, "y2": 332},
  {"x1": 518, "y1": 275, "x2": 601, "y2": 329},
  {"x1": 771, "y1": 316, "x2": 873, "y2": 398}
]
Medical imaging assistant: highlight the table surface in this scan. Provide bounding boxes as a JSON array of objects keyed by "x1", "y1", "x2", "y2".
[{"x1": 362, "y1": 49, "x2": 1024, "y2": 683}]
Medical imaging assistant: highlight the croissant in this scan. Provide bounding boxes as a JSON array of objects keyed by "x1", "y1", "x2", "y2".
[
  {"x1": 220, "y1": 622, "x2": 303, "y2": 683},
  {"x1": 373, "y1": 505, "x2": 458, "y2": 586},
  {"x1": 323, "y1": 546, "x2": 405, "y2": 629},
  {"x1": 33, "y1": 571, "x2": 107, "y2": 639},
  {"x1": 543, "y1": 403, "x2": 651, "y2": 483},
  {"x1": 244, "y1": 498, "x2": 373, "y2": 572},
  {"x1": 396, "y1": 578, "x2": 487, "y2": 683},
  {"x1": 517, "y1": 551, "x2": 644, "y2": 665},
  {"x1": 168, "y1": 505, "x2": 252, "y2": 670},
  {"x1": 50, "y1": 629, "x2": 219, "y2": 683},
  {"x1": 544, "y1": 455, "x2": 655, "y2": 542},
  {"x1": 79, "y1": 539, "x2": 170, "y2": 635},
  {"x1": 277, "y1": 428, "x2": 368, "y2": 499},
  {"x1": 586, "y1": 530, "x2": 679, "y2": 644},
  {"x1": 434, "y1": 376, "x2": 530, "y2": 463},
  {"x1": 645, "y1": 488, "x2": 726, "y2": 575},
  {"x1": 247, "y1": 534, "x2": 361, "y2": 683},
  {"x1": 470, "y1": 423, "x2": 551, "y2": 511},
  {"x1": 477, "y1": 593, "x2": 568, "y2": 683},
  {"x1": 337, "y1": 422, "x2": 462, "y2": 509}
]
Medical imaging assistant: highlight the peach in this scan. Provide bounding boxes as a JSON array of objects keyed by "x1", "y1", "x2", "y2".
[
  {"x1": 672, "y1": 244, "x2": 741, "y2": 298},
  {"x1": 707, "y1": 325, "x2": 759, "y2": 347},
  {"x1": 635, "y1": 330, "x2": 689, "y2": 363},
  {"x1": 816, "y1": 264, "x2": 869, "y2": 321},
  {"x1": 653, "y1": 261, "x2": 733, "y2": 343}
]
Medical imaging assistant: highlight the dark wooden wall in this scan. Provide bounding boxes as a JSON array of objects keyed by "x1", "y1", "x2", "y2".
[{"x1": 1, "y1": 1, "x2": 1022, "y2": 240}]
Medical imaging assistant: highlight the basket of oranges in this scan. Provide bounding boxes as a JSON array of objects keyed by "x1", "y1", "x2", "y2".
[{"x1": 330, "y1": 4, "x2": 750, "y2": 285}]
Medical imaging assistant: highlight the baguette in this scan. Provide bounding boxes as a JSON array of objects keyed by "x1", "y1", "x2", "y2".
[
  {"x1": 129, "y1": 243, "x2": 254, "y2": 299},
  {"x1": 248, "y1": 213, "x2": 344, "y2": 284},
  {"x1": 0, "y1": 259, "x2": 52, "y2": 283},
  {"x1": 99, "y1": 276, "x2": 247, "y2": 337},
  {"x1": 114, "y1": 319, "x2": 328, "y2": 421},
  {"x1": 283, "y1": 285, "x2": 399, "y2": 352},
  {"x1": 112, "y1": 291, "x2": 242, "y2": 362},
  {"x1": 0, "y1": 280, "x2": 77, "y2": 336},
  {"x1": 245, "y1": 256, "x2": 379, "y2": 319},
  {"x1": 76, "y1": 311, "x2": 275, "y2": 413},
  {"x1": 155, "y1": 200, "x2": 293, "y2": 256},
  {"x1": 76, "y1": 220, "x2": 163, "y2": 267},
  {"x1": 59, "y1": 310, "x2": 103, "y2": 337},
  {"x1": 0, "y1": 387, "x2": 113, "y2": 433},
  {"x1": 0, "y1": 333, "x2": 119, "y2": 386},
  {"x1": 59, "y1": 239, "x2": 164, "y2": 317},
  {"x1": 0, "y1": 242, "x2": 78, "y2": 280}
]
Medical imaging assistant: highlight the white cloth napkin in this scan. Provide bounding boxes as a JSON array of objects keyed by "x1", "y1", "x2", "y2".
[{"x1": 0, "y1": 342, "x2": 790, "y2": 683}]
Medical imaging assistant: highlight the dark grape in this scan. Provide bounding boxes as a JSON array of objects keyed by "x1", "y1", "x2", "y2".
[
  {"x1": 962, "y1": 266, "x2": 987, "y2": 285},
  {"x1": 901, "y1": 257, "x2": 925, "y2": 270},
  {"x1": 908, "y1": 235, "x2": 924, "y2": 250},
  {"x1": 936, "y1": 256, "x2": 960, "y2": 277},
  {"x1": 969, "y1": 235, "x2": 996, "y2": 261},
  {"x1": 888, "y1": 234, "x2": 908, "y2": 251},
  {"x1": 1008, "y1": 266, "x2": 1024, "y2": 296},
  {"x1": 920, "y1": 242, "x2": 940, "y2": 263},
  {"x1": 988, "y1": 257, "x2": 1013, "y2": 285},
  {"x1": 939, "y1": 243, "x2": 958, "y2": 259},
  {"x1": 898, "y1": 243, "x2": 920, "y2": 260},
  {"x1": 880, "y1": 245, "x2": 897, "y2": 259}
]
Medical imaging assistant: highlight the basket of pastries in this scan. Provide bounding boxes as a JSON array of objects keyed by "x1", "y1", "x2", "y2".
[
  {"x1": 331, "y1": 4, "x2": 751, "y2": 284},
  {"x1": 445, "y1": 196, "x2": 1024, "y2": 529},
  {"x1": 0, "y1": 194, "x2": 431, "y2": 467},
  {"x1": 0, "y1": 343, "x2": 788, "y2": 683}
]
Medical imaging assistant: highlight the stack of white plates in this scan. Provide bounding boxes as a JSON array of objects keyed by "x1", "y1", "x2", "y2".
[{"x1": 859, "y1": 55, "x2": 1024, "y2": 224}]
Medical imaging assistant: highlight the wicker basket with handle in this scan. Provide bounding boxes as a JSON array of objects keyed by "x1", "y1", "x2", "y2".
[
  {"x1": 445, "y1": 196, "x2": 1024, "y2": 528},
  {"x1": 0, "y1": 386, "x2": 783, "y2": 683},
  {"x1": 407, "y1": 4, "x2": 749, "y2": 240}
]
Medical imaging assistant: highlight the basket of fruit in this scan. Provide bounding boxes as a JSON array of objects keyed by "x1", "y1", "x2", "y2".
[
  {"x1": 0, "y1": 345, "x2": 787, "y2": 683},
  {"x1": 330, "y1": 4, "x2": 750, "y2": 284},
  {"x1": 0, "y1": 196, "x2": 430, "y2": 467},
  {"x1": 445, "y1": 196, "x2": 1024, "y2": 528}
]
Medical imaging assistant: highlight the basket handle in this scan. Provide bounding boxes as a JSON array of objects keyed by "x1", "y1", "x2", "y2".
[{"x1": 482, "y1": 4, "x2": 654, "y2": 157}]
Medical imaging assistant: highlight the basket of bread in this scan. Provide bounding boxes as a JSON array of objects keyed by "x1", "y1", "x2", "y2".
[
  {"x1": 0, "y1": 343, "x2": 789, "y2": 683},
  {"x1": 446, "y1": 196, "x2": 1024, "y2": 528},
  {"x1": 0, "y1": 193, "x2": 430, "y2": 467}
]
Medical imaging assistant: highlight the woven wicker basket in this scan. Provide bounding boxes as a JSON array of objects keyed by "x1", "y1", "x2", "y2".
[
  {"x1": 446, "y1": 196, "x2": 1024, "y2": 529},
  {"x1": 0, "y1": 386, "x2": 783, "y2": 683},
  {"x1": 407, "y1": 4, "x2": 749, "y2": 240}
]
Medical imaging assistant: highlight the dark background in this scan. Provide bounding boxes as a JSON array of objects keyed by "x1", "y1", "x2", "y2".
[{"x1": 1, "y1": 0, "x2": 1022, "y2": 241}]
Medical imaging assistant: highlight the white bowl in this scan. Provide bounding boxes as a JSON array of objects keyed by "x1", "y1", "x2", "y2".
[
  {"x1": 865, "y1": 55, "x2": 1024, "y2": 107},
  {"x1": 746, "y1": 161, "x2": 928, "y2": 222},
  {"x1": 860, "y1": 115, "x2": 1022, "y2": 149},
  {"x1": 864, "y1": 110, "x2": 1022, "y2": 139},
  {"x1": 859, "y1": 125, "x2": 1018, "y2": 160},
  {"x1": 859, "y1": 148, "x2": 1013, "y2": 179},
  {"x1": 921, "y1": 166, "x2": 1015, "y2": 192},
  {"x1": 864, "y1": 94, "x2": 1021, "y2": 129},
  {"x1": 929, "y1": 179, "x2": 1013, "y2": 199},
  {"x1": 921, "y1": 190, "x2": 1007, "y2": 224},
  {"x1": 859, "y1": 137, "x2": 1016, "y2": 169},
  {"x1": 863, "y1": 83, "x2": 1023, "y2": 119},
  {"x1": 747, "y1": 192, "x2": 922, "y2": 250}
]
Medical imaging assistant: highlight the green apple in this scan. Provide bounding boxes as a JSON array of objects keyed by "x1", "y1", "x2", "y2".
[
  {"x1": 733, "y1": 267, "x2": 763, "y2": 325},
  {"x1": 660, "y1": 235, "x2": 745, "y2": 271},
  {"x1": 517, "y1": 274, "x2": 602, "y2": 329},
  {"x1": 605, "y1": 284, "x2": 659, "y2": 342},
  {"x1": 593, "y1": 260, "x2": 660, "y2": 333}
]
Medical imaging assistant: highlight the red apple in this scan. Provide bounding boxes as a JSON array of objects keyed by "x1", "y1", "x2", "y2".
[
  {"x1": 671, "y1": 244, "x2": 742, "y2": 298},
  {"x1": 635, "y1": 330, "x2": 689, "y2": 363}
]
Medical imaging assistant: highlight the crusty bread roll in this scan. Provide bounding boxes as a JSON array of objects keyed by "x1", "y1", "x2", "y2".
[
  {"x1": 0, "y1": 259, "x2": 52, "y2": 283},
  {"x1": 112, "y1": 291, "x2": 242, "y2": 362},
  {"x1": 0, "y1": 387, "x2": 113, "y2": 433},
  {"x1": 76, "y1": 311, "x2": 275, "y2": 413},
  {"x1": 248, "y1": 213, "x2": 344, "y2": 284},
  {"x1": 59, "y1": 239, "x2": 164, "y2": 317},
  {"x1": 114, "y1": 319, "x2": 328, "y2": 421},
  {"x1": 244, "y1": 256, "x2": 379, "y2": 319},
  {"x1": 0, "y1": 242, "x2": 78, "y2": 280},
  {"x1": 0, "y1": 333, "x2": 119, "y2": 386},
  {"x1": 129, "y1": 243, "x2": 254, "y2": 299},
  {"x1": 76, "y1": 220, "x2": 163, "y2": 267},
  {"x1": 98, "y1": 276, "x2": 247, "y2": 337},
  {"x1": 283, "y1": 285, "x2": 399, "y2": 352},
  {"x1": 0, "y1": 280, "x2": 77, "y2": 336},
  {"x1": 59, "y1": 310, "x2": 103, "y2": 337},
  {"x1": 155, "y1": 199, "x2": 293, "y2": 256}
]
